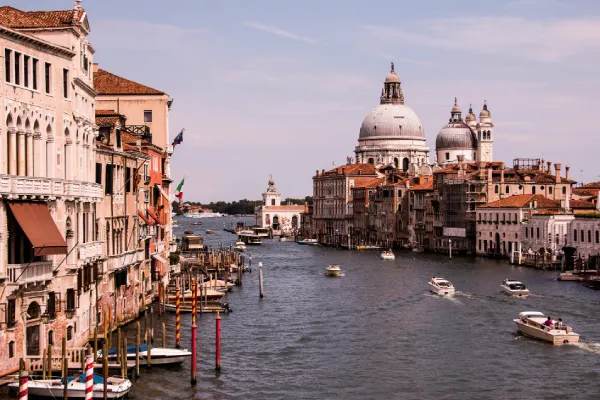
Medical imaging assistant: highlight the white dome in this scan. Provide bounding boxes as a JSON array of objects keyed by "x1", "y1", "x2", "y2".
[
  {"x1": 359, "y1": 103, "x2": 425, "y2": 139},
  {"x1": 436, "y1": 123, "x2": 477, "y2": 151}
]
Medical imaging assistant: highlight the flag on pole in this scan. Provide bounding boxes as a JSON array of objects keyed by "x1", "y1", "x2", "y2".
[
  {"x1": 172, "y1": 129, "x2": 184, "y2": 147},
  {"x1": 175, "y1": 178, "x2": 184, "y2": 202}
]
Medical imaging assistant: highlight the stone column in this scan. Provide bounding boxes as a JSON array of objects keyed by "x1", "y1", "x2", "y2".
[
  {"x1": 17, "y1": 131, "x2": 26, "y2": 176},
  {"x1": 8, "y1": 128, "x2": 17, "y2": 175},
  {"x1": 33, "y1": 133, "x2": 43, "y2": 177},
  {"x1": 26, "y1": 131, "x2": 34, "y2": 176},
  {"x1": 46, "y1": 138, "x2": 55, "y2": 179},
  {"x1": 64, "y1": 140, "x2": 72, "y2": 181}
]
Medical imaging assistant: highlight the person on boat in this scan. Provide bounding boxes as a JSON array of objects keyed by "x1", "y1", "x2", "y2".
[
  {"x1": 556, "y1": 318, "x2": 566, "y2": 331},
  {"x1": 544, "y1": 316, "x2": 553, "y2": 328}
]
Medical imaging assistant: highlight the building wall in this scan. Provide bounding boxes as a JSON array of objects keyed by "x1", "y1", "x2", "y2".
[{"x1": 569, "y1": 217, "x2": 600, "y2": 259}]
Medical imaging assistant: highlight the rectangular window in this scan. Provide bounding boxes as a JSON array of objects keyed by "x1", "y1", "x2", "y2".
[
  {"x1": 105, "y1": 165, "x2": 113, "y2": 195},
  {"x1": 95, "y1": 163, "x2": 102, "y2": 184},
  {"x1": 596, "y1": 230, "x2": 599, "y2": 244},
  {"x1": 47, "y1": 292, "x2": 56, "y2": 319},
  {"x1": 7, "y1": 298, "x2": 16, "y2": 328},
  {"x1": 14, "y1": 52, "x2": 21, "y2": 85},
  {"x1": 116, "y1": 129, "x2": 121, "y2": 148},
  {"x1": 66, "y1": 288, "x2": 75, "y2": 311},
  {"x1": 4, "y1": 49, "x2": 11, "y2": 82},
  {"x1": 574, "y1": 230, "x2": 577, "y2": 242},
  {"x1": 588, "y1": 230, "x2": 592, "y2": 243},
  {"x1": 581, "y1": 230, "x2": 585, "y2": 243},
  {"x1": 62, "y1": 68, "x2": 69, "y2": 98},
  {"x1": 45, "y1": 62, "x2": 51, "y2": 94},
  {"x1": 32, "y1": 58, "x2": 38, "y2": 90},
  {"x1": 125, "y1": 167, "x2": 131, "y2": 193},
  {"x1": 23, "y1": 55, "x2": 29, "y2": 87},
  {"x1": 144, "y1": 110, "x2": 153, "y2": 123}
]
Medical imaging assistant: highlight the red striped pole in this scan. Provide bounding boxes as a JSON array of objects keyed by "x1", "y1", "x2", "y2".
[
  {"x1": 85, "y1": 352, "x2": 94, "y2": 400},
  {"x1": 191, "y1": 278, "x2": 197, "y2": 385},
  {"x1": 18, "y1": 358, "x2": 28, "y2": 400},
  {"x1": 175, "y1": 286, "x2": 181, "y2": 348},
  {"x1": 215, "y1": 311, "x2": 221, "y2": 371}
]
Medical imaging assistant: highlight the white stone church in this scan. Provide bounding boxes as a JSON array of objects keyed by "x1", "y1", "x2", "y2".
[{"x1": 255, "y1": 177, "x2": 305, "y2": 235}]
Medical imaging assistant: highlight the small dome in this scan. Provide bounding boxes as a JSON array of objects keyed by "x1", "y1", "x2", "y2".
[
  {"x1": 436, "y1": 122, "x2": 477, "y2": 151},
  {"x1": 359, "y1": 103, "x2": 424, "y2": 139},
  {"x1": 465, "y1": 105, "x2": 476, "y2": 124},
  {"x1": 385, "y1": 71, "x2": 400, "y2": 83},
  {"x1": 479, "y1": 102, "x2": 491, "y2": 119},
  {"x1": 451, "y1": 97, "x2": 461, "y2": 113}
]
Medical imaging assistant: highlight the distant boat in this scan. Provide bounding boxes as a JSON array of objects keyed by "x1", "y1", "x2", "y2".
[
  {"x1": 428, "y1": 277, "x2": 455, "y2": 296},
  {"x1": 100, "y1": 344, "x2": 192, "y2": 366},
  {"x1": 234, "y1": 240, "x2": 247, "y2": 251},
  {"x1": 185, "y1": 212, "x2": 225, "y2": 218},
  {"x1": 325, "y1": 264, "x2": 343, "y2": 277},
  {"x1": 296, "y1": 238, "x2": 319, "y2": 245},
  {"x1": 205, "y1": 229, "x2": 215, "y2": 234},
  {"x1": 380, "y1": 250, "x2": 395, "y2": 260},
  {"x1": 501, "y1": 279, "x2": 530, "y2": 297}
]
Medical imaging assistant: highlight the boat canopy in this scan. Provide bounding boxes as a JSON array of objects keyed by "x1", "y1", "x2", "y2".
[{"x1": 519, "y1": 311, "x2": 545, "y2": 318}]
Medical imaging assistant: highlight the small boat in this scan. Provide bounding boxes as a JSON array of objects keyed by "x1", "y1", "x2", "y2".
[
  {"x1": 325, "y1": 264, "x2": 343, "y2": 277},
  {"x1": 9, "y1": 374, "x2": 132, "y2": 399},
  {"x1": 205, "y1": 229, "x2": 215, "y2": 234},
  {"x1": 191, "y1": 221, "x2": 203, "y2": 226},
  {"x1": 296, "y1": 238, "x2": 319, "y2": 245},
  {"x1": 514, "y1": 311, "x2": 580, "y2": 345},
  {"x1": 234, "y1": 240, "x2": 247, "y2": 251},
  {"x1": 501, "y1": 279, "x2": 530, "y2": 297},
  {"x1": 428, "y1": 276, "x2": 455, "y2": 295},
  {"x1": 380, "y1": 250, "x2": 395, "y2": 260},
  {"x1": 105, "y1": 345, "x2": 191, "y2": 366},
  {"x1": 355, "y1": 245, "x2": 381, "y2": 251}
]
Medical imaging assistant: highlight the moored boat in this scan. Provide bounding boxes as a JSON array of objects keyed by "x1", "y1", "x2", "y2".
[
  {"x1": 296, "y1": 238, "x2": 319, "y2": 245},
  {"x1": 428, "y1": 276, "x2": 455, "y2": 295},
  {"x1": 325, "y1": 264, "x2": 343, "y2": 277},
  {"x1": 9, "y1": 374, "x2": 132, "y2": 399},
  {"x1": 380, "y1": 250, "x2": 395, "y2": 260},
  {"x1": 101, "y1": 344, "x2": 192, "y2": 366},
  {"x1": 234, "y1": 240, "x2": 247, "y2": 251},
  {"x1": 501, "y1": 279, "x2": 530, "y2": 297},
  {"x1": 514, "y1": 311, "x2": 579, "y2": 345}
]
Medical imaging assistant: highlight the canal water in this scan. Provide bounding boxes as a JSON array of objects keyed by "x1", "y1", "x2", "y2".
[{"x1": 126, "y1": 215, "x2": 600, "y2": 400}]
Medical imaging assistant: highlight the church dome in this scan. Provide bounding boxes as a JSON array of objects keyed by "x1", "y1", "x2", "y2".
[
  {"x1": 435, "y1": 123, "x2": 477, "y2": 150},
  {"x1": 359, "y1": 103, "x2": 425, "y2": 139}
]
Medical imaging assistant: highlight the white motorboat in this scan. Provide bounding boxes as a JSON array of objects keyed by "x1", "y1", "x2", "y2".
[
  {"x1": 325, "y1": 264, "x2": 343, "y2": 277},
  {"x1": 101, "y1": 344, "x2": 192, "y2": 366},
  {"x1": 234, "y1": 240, "x2": 247, "y2": 251},
  {"x1": 514, "y1": 311, "x2": 580, "y2": 345},
  {"x1": 9, "y1": 374, "x2": 131, "y2": 399},
  {"x1": 428, "y1": 277, "x2": 455, "y2": 295},
  {"x1": 380, "y1": 250, "x2": 395, "y2": 260},
  {"x1": 297, "y1": 238, "x2": 319, "y2": 245},
  {"x1": 501, "y1": 279, "x2": 530, "y2": 297}
]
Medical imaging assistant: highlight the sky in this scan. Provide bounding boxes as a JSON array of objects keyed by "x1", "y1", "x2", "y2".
[{"x1": 11, "y1": 0, "x2": 600, "y2": 201}]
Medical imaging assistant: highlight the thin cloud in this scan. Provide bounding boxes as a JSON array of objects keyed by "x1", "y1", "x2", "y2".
[
  {"x1": 363, "y1": 17, "x2": 600, "y2": 62},
  {"x1": 244, "y1": 21, "x2": 316, "y2": 44}
]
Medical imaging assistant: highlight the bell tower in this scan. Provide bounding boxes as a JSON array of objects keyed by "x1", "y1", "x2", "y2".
[
  {"x1": 476, "y1": 102, "x2": 494, "y2": 162},
  {"x1": 262, "y1": 175, "x2": 281, "y2": 206}
]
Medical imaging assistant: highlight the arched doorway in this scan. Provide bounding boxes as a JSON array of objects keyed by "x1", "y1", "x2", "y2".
[
  {"x1": 26, "y1": 301, "x2": 41, "y2": 356},
  {"x1": 402, "y1": 157, "x2": 409, "y2": 171},
  {"x1": 272, "y1": 215, "x2": 280, "y2": 230},
  {"x1": 291, "y1": 215, "x2": 298, "y2": 229},
  {"x1": 394, "y1": 157, "x2": 399, "y2": 169}
]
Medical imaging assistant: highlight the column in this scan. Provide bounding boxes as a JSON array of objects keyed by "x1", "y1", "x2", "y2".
[
  {"x1": 46, "y1": 138, "x2": 55, "y2": 179},
  {"x1": 26, "y1": 132, "x2": 34, "y2": 176},
  {"x1": 33, "y1": 134, "x2": 44, "y2": 177},
  {"x1": 64, "y1": 141, "x2": 71, "y2": 181},
  {"x1": 8, "y1": 128, "x2": 17, "y2": 175},
  {"x1": 17, "y1": 131, "x2": 26, "y2": 176}
]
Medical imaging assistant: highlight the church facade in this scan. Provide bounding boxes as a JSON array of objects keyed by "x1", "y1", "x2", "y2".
[{"x1": 255, "y1": 177, "x2": 305, "y2": 235}]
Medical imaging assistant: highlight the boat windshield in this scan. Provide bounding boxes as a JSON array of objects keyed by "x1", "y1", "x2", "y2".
[
  {"x1": 437, "y1": 281, "x2": 450, "y2": 287},
  {"x1": 509, "y1": 283, "x2": 526, "y2": 290}
]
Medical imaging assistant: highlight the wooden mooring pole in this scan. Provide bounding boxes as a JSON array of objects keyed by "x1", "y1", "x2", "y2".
[
  {"x1": 18, "y1": 358, "x2": 28, "y2": 400},
  {"x1": 191, "y1": 278, "x2": 197, "y2": 385},
  {"x1": 175, "y1": 286, "x2": 181, "y2": 348},
  {"x1": 61, "y1": 335, "x2": 68, "y2": 400},
  {"x1": 135, "y1": 321, "x2": 141, "y2": 378},
  {"x1": 102, "y1": 340, "x2": 108, "y2": 400},
  {"x1": 258, "y1": 262, "x2": 264, "y2": 298},
  {"x1": 215, "y1": 311, "x2": 221, "y2": 372}
]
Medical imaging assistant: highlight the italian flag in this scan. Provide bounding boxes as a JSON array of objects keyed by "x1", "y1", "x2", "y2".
[{"x1": 175, "y1": 178, "x2": 184, "y2": 201}]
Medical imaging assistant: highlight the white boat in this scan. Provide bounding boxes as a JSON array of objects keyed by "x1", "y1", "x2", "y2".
[
  {"x1": 297, "y1": 238, "x2": 319, "y2": 245},
  {"x1": 380, "y1": 250, "x2": 395, "y2": 260},
  {"x1": 101, "y1": 345, "x2": 192, "y2": 366},
  {"x1": 9, "y1": 375, "x2": 132, "y2": 399},
  {"x1": 428, "y1": 277, "x2": 455, "y2": 295},
  {"x1": 234, "y1": 240, "x2": 247, "y2": 251},
  {"x1": 501, "y1": 279, "x2": 530, "y2": 297},
  {"x1": 514, "y1": 311, "x2": 580, "y2": 345},
  {"x1": 325, "y1": 264, "x2": 343, "y2": 277}
]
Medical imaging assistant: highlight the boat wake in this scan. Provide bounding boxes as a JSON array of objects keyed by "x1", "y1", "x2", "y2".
[
  {"x1": 572, "y1": 341, "x2": 600, "y2": 355},
  {"x1": 454, "y1": 290, "x2": 474, "y2": 299},
  {"x1": 424, "y1": 292, "x2": 463, "y2": 305}
]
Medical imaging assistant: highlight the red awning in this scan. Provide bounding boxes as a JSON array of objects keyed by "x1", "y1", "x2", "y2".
[
  {"x1": 147, "y1": 207, "x2": 162, "y2": 225},
  {"x1": 138, "y1": 210, "x2": 154, "y2": 225},
  {"x1": 8, "y1": 202, "x2": 67, "y2": 256}
]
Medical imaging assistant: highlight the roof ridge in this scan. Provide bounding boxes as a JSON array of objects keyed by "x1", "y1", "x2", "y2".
[{"x1": 94, "y1": 68, "x2": 165, "y2": 96}]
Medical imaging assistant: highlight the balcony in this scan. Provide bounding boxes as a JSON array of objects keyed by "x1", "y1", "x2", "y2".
[
  {"x1": 8, "y1": 261, "x2": 53, "y2": 286},
  {"x1": 107, "y1": 250, "x2": 143, "y2": 272},
  {"x1": 0, "y1": 175, "x2": 102, "y2": 200},
  {"x1": 78, "y1": 241, "x2": 104, "y2": 264}
]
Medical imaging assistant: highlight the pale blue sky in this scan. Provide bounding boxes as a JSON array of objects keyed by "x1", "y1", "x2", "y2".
[{"x1": 11, "y1": 0, "x2": 600, "y2": 201}]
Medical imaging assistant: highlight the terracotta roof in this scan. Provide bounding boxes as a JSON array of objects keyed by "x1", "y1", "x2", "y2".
[
  {"x1": 262, "y1": 205, "x2": 306, "y2": 212},
  {"x1": 94, "y1": 68, "x2": 165, "y2": 96},
  {"x1": 580, "y1": 181, "x2": 600, "y2": 189},
  {"x1": 0, "y1": 6, "x2": 84, "y2": 29},
  {"x1": 95, "y1": 110, "x2": 125, "y2": 127},
  {"x1": 353, "y1": 177, "x2": 384, "y2": 189},
  {"x1": 573, "y1": 188, "x2": 599, "y2": 196},
  {"x1": 481, "y1": 194, "x2": 560, "y2": 209},
  {"x1": 410, "y1": 180, "x2": 433, "y2": 191},
  {"x1": 320, "y1": 163, "x2": 377, "y2": 177},
  {"x1": 570, "y1": 199, "x2": 596, "y2": 210}
]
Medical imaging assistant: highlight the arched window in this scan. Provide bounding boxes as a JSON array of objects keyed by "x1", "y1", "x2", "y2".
[
  {"x1": 394, "y1": 158, "x2": 399, "y2": 169},
  {"x1": 494, "y1": 185, "x2": 499, "y2": 194},
  {"x1": 532, "y1": 186, "x2": 536, "y2": 195},
  {"x1": 272, "y1": 215, "x2": 279, "y2": 229},
  {"x1": 291, "y1": 215, "x2": 298, "y2": 229},
  {"x1": 562, "y1": 187, "x2": 566, "y2": 195},
  {"x1": 8, "y1": 341, "x2": 14, "y2": 358},
  {"x1": 48, "y1": 330, "x2": 54, "y2": 346},
  {"x1": 368, "y1": 158, "x2": 374, "y2": 165},
  {"x1": 402, "y1": 158, "x2": 409, "y2": 172},
  {"x1": 506, "y1": 185, "x2": 510, "y2": 193},
  {"x1": 67, "y1": 326, "x2": 73, "y2": 341},
  {"x1": 27, "y1": 301, "x2": 41, "y2": 320}
]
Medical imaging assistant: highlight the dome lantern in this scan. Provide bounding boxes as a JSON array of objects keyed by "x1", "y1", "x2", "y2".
[{"x1": 380, "y1": 62, "x2": 404, "y2": 105}]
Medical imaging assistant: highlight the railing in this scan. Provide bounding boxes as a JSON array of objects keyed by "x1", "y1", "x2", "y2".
[
  {"x1": 7, "y1": 261, "x2": 53, "y2": 285},
  {"x1": 78, "y1": 241, "x2": 103, "y2": 263},
  {"x1": 107, "y1": 250, "x2": 143, "y2": 271},
  {"x1": 0, "y1": 175, "x2": 102, "y2": 199}
]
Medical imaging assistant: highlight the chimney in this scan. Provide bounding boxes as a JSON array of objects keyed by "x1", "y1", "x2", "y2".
[
  {"x1": 546, "y1": 161, "x2": 552, "y2": 173},
  {"x1": 554, "y1": 163, "x2": 561, "y2": 184},
  {"x1": 597, "y1": 190, "x2": 600, "y2": 211},
  {"x1": 500, "y1": 167, "x2": 505, "y2": 184},
  {"x1": 565, "y1": 166, "x2": 570, "y2": 180}
]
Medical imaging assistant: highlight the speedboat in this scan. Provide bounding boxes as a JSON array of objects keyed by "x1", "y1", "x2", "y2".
[
  {"x1": 325, "y1": 264, "x2": 343, "y2": 277},
  {"x1": 380, "y1": 250, "x2": 395, "y2": 260},
  {"x1": 101, "y1": 344, "x2": 192, "y2": 366},
  {"x1": 297, "y1": 238, "x2": 319, "y2": 245},
  {"x1": 9, "y1": 374, "x2": 132, "y2": 399},
  {"x1": 234, "y1": 240, "x2": 247, "y2": 251},
  {"x1": 514, "y1": 311, "x2": 580, "y2": 345},
  {"x1": 206, "y1": 229, "x2": 215, "y2": 234},
  {"x1": 501, "y1": 279, "x2": 530, "y2": 297},
  {"x1": 428, "y1": 277, "x2": 455, "y2": 295}
]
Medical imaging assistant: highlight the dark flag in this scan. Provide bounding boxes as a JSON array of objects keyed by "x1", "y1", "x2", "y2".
[{"x1": 172, "y1": 129, "x2": 184, "y2": 147}]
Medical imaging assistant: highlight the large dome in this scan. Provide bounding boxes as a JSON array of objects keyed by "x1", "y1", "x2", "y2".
[
  {"x1": 359, "y1": 103, "x2": 425, "y2": 139},
  {"x1": 435, "y1": 122, "x2": 477, "y2": 150}
]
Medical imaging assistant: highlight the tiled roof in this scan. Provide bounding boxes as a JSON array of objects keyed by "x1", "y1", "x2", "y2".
[
  {"x1": 0, "y1": 6, "x2": 83, "y2": 29},
  {"x1": 580, "y1": 181, "x2": 600, "y2": 189},
  {"x1": 263, "y1": 205, "x2": 306, "y2": 212},
  {"x1": 353, "y1": 177, "x2": 384, "y2": 189},
  {"x1": 573, "y1": 188, "x2": 599, "y2": 196},
  {"x1": 95, "y1": 110, "x2": 124, "y2": 127},
  {"x1": 94, "y1": 68, "x2": 165, "y2": 96},
  {"x1": 410, "y1": 180, "x2": 433, "y2": 191},
  {"x1": 570, "y1": 200, "x2": 596, "y2": 210},
  {"x1": 481, "y1": 194, "x2": 560, "y2": 209},
  {"x1": 321, "y1": 163, "x2": 377, "y2": 177}
]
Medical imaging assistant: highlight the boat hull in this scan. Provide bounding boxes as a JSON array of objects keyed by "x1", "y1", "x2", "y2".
[
  {"x1": 501, "y1": 285, "x2": 529, "y2": 297},
  {"x1": 428, "y1": 283, "x2": 455, "y2": 296},
  {"x1": 514, "y1": 319, "x2": 580, "y2": 345},
  {"x1": 9, "y1": 379, "x2": 131, "y2": 399}
]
